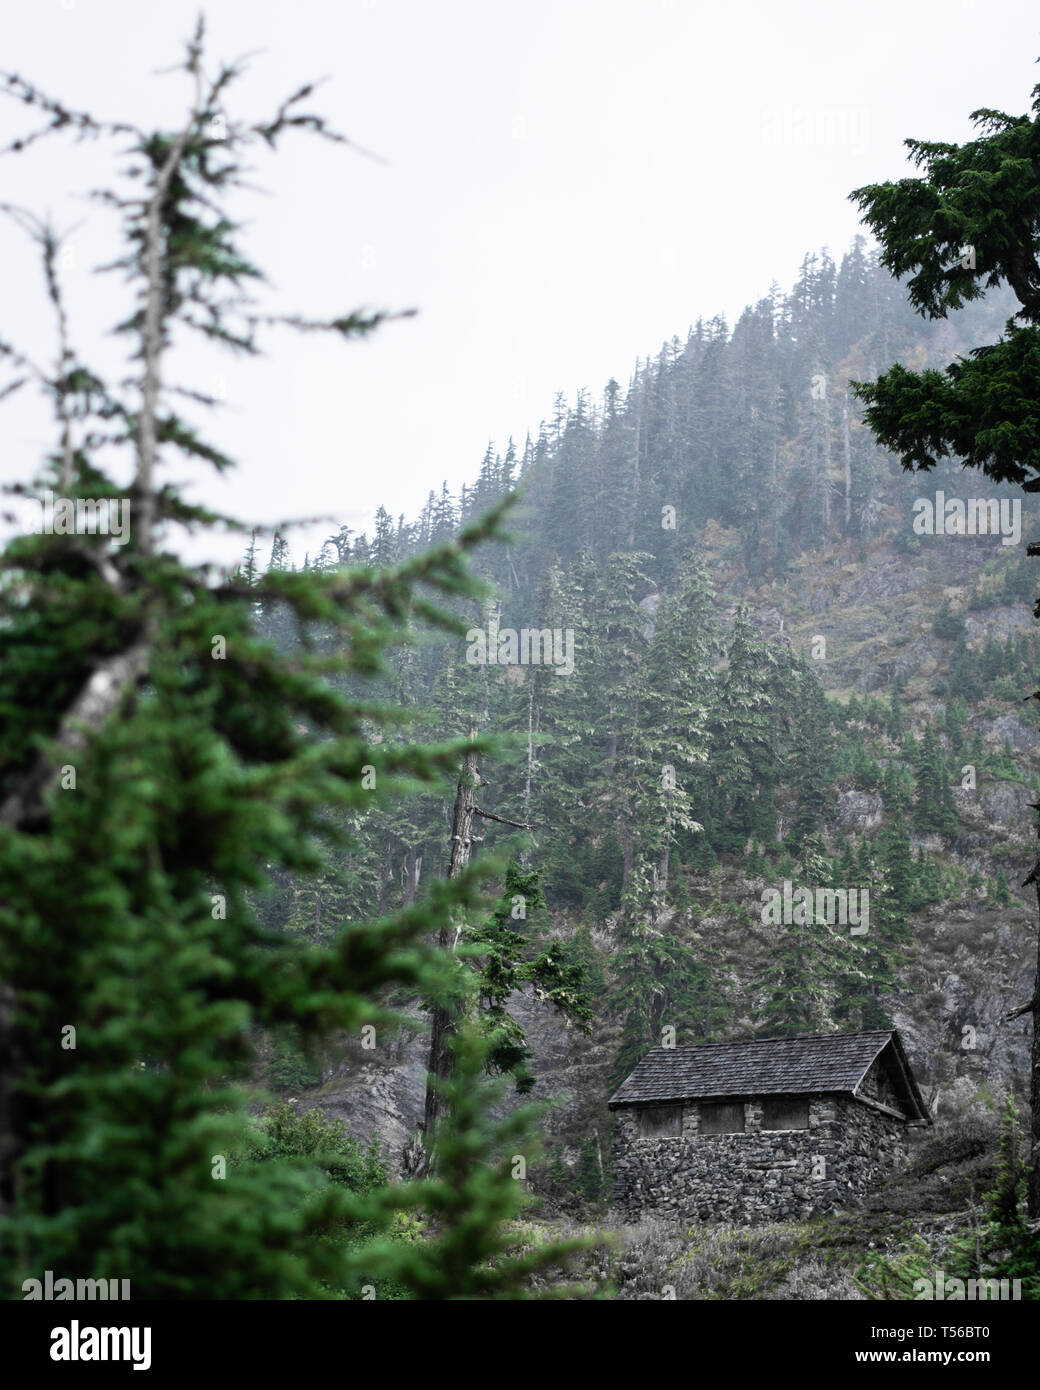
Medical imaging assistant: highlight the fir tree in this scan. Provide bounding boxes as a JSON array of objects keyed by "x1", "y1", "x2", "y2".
[
  {"x1": 708, "y1": 609, "x2": 782, "y2": 854},
  {"x1": 0, "y1": 27, "x2": 579, "y2": 1298},
  {"x1": 912, "y1": 724, "x2": 959, "y2": 835}
]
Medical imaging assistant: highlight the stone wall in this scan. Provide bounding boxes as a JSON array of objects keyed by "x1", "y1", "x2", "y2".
[{"x1": 611, "y1": 1094, "x2": 910, "y2": 1223}]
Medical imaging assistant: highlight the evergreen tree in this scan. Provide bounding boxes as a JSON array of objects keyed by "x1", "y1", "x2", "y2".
[
  {"x1": 993, "y1": 866, "x2": 1013, "y2": 906},
  {"x1": 708, "y1": 610, "x2": 782, "y2": 853},
  {"x1": 881, "y1": 761, "x2": 913, "y2": 814},
  {"x1": 877, "y1": 815, "x2": 915, "y2": 941},
  {"x1": 755, "y1": 899, "x2": 857, "y2": 1036},
  {"x1": 339, "y1": 1025, "x2": 593, "y2": 1298},
  {"x1": 0, "y1": 29, "x2": 579, "y2": 1298},
  {"x1": 783, "y1": 662, "x2": 837, "y2": 849},
  {"x1": 912, "y1": 724, "x2": 959, "y2": 835},
  {"x1": 949, "y1": 636, "x2": 981, "y2": 701},
  {"x1": 932, "y1": 601, "x2": 966, "y2": 641},
  {"x1": 634, "y1": 549, "x2": 717, "y2": 903}
]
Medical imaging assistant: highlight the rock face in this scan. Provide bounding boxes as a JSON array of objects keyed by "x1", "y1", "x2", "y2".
[
  {"x1": 964, "y1": 607, "x2": 1034, "y2": 643},
  {"x1": 835, "y1": 789, "x2": 883, "y2": 831},
  {"x1": 305, "y1": 1016, "x2": 429, "y2": 1164},
  {"x1": 982, "y1": 782, "x2": 1034, "y2": 829},
  {"x1": 611, "y1": 1095, "x2": 911, "y2": 1224},
  {"x1": 982, "y1": 714, "x2": 1040, "y2": 752}
]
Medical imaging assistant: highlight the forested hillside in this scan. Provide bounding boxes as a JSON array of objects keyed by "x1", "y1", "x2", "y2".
[{"x1": 249, "y1": 241, "x2": 1037, "y2": 1216}]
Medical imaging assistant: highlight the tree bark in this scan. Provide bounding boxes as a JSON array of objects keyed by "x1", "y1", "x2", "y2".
[
  {"x1": 656, "y1": 844, "x2": 670, "y2": 901},
  {"x1": 605, "y1": 725, "x2": 618, "y2": 779},
  {"x1": 403, "y1": 845, "x2": 422, "y2": 906},
  {"x1": 422, "y1": 744, "x2": 480, "y2": 1142},
  {"x1": 620, "y1": 829, "x2": 634, "y2": 894},
  {"x1": 378, "y1": 831, "x2": 394, "y2": 914}
]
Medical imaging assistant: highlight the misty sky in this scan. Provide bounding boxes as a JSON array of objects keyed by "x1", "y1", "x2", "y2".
[{"x1": 1, "y1": 0, "x2": 1038, "y2": 568}]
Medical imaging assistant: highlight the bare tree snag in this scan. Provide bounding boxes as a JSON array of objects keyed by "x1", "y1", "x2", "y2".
[
  {"x1": 422, "y1": 742, "x2": 482, "y2": 1149},
  {"x1": 418, "y1": 741, "x2": 539, "y2": 1169}
]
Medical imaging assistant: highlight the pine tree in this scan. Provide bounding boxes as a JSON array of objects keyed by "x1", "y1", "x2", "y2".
[
  {"x1": 783, "y1": 662, "x2": 837, "y2": 849},
  {"x1": 993, "y1": 866, "x2": 1013, "y2": 906},
  {"x1": 912, "y1": 724, "x2": 959, "y2": 835},
  {"x1": 755, "y1": 903, "x2": 857, "y2": 1036},
  {"x1": 881, "y1": 760, "x2": 913, "y2": 814},
  {"x1": 634, "y1": 549, "x2": 717, "y2": 904},
  {"x1": 943, "y1": 697, "x2": 969, "y2": 757},
  {"x1": 708, "y1": 609, "x2": 782, "y2": 854},
  {"x1": 912, "y1": 848, "x2": 944, "y2": 909},
  {"x1": 877, "y1": 815, "x2": 915, "y2": 941},
  {"x1": 0, "y1": 28, "x2": 580, "y2": 1299},
  {"x1": 949, "y1": 636, "x2": 982, "y2": 701}
]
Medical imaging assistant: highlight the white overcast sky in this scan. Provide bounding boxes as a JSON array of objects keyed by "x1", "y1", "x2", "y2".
[{"x1": 1, "y1": 0, "x2": 1038, "y2": 568}]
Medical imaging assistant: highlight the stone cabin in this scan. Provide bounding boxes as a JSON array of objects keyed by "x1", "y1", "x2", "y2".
[{"x1": 609, "y1": 1029, "x2": 931, "y2": 1223}]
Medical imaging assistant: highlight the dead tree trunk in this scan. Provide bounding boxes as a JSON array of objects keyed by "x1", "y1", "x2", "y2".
[
  {"x1": 416, "y1": 741, "x2": 538, "y2": 1169},
  {"x1": 403, "y1": 845, "x2": 422, "y2": 906},
  {"x1": 422, "y1": 744, "x2": 482, "y2": 1142},
  {"x1": 657, "y1": 846, "x2": 669, "y2": 895},
  {"x1": 377, "y1": 831, "x2": 395, "y2": 915}
]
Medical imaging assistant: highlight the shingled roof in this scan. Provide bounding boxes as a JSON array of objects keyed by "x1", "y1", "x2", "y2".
[{"x1": 608, "y1": 1029, "x2": 930, "y2": 1122}]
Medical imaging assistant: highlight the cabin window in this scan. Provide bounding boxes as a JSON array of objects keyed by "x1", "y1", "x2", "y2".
[
  {"x1": 637, "y1": 1104, "x2": 683, "y2": 1138},
  {"x1": 699, "y1": 1101, "x2": 745, "y2": 1135},
  {"x1": 762, "y1": 1098, "x2": 809, "y2": 1131}
]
